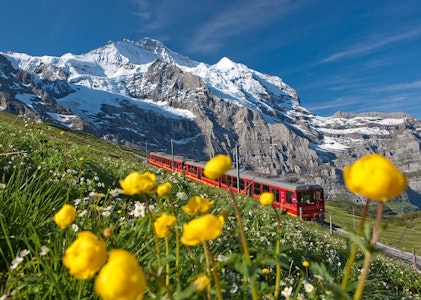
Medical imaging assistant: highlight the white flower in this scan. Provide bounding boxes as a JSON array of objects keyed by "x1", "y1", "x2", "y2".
[
  {"x1": 71, "y1": 224, "x2": 79, "y2": 232},
  {"x1": 216, "y1": 254, "x2": 227, "y2": 262},
  {"x1": 19, "y1": 249, "x2": 30, "y2": 257},
  {"x1": 109, "y1": 188, "x2": 121, "y2": 197},
  {"x1": 129, "y1": 201, "x2": 146, "y2": 218},
  {"x1": 10, "y1": 256, "x2": 23, "y2": 270},
  {"x1": 304, "y1": 282, "x2": 314, "y2": 293},
  {"x1": 176, "y1": 191, "x2": 188, "y2": 201},
  {"x1": 39, "y1": 246, "x2": 49, "y2": 256},
  {"x1": 281, "y1": 286, "x2": 293, "y2": 298},
  {"x1": 101, "y1": 211, "x2": 111, "y2": 217},
  {"x1": 0, "y1": 293, "x2": 11, "y2": 300}
]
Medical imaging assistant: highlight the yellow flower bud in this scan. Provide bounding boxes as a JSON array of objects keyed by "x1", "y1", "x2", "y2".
[
  {"x1": 157, "y1": 182, "x2": 171, "y2": 196},
  {"x1": 94, "y1": 249, "x2": 146, "y2": 300},
  {"x1": 182, "y1": 196, "x2": 214, "y2": 216},
  {"x1": 343, "y1": 154, "x2": 407, "y2": 202},
  {"x1": 54, "y1": 204, "x2": 77, "y2": 229},
  {"x1": 154, "y1": 214, "x2": 176, "y2": 238},
  {"x1": 181, "y1": 214, "x2": 224, "y2": 246},
  {"x1": 260, "y1": 192, "x2": 274, "y2": 206},
  {"x1": 101, "y1": 227, "x2": 113, "y2": 238},
  {"x1": 262, "y1": 268, "x2": 270, "y2": 275},
  {"x1": 119, "y1": 171, "x2": 156, "y2": 195},
  {"x1": 193, "y1": 274, "x2": 210, "y2": 292},
  {"x1": 63, "y1": 231, "x2": 107, "y2": 280},
  {"x1": 302, "y1": 261, "x2": 310, "y2": 267},
  {"x1": 203, "y1": 154, "x2": 232, "y2": 180}
]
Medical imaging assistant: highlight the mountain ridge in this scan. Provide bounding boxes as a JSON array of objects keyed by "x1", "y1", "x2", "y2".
[{"x1": 1, "y1": 37, "x2": 420, "y2": 208}]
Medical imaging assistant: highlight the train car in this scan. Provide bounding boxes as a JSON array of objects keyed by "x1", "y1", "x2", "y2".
[
  {"x1": 147, "y1": 152, "x2": 325, "y2": 221},
  {"x1": 147, "y1": 152, "x2": 184, "y2": 172},
  {"x1": 221, "y1": 168, "x2": 324, "y2": 220}
]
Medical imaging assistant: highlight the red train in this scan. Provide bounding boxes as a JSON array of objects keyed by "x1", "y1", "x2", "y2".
[{"x1": 148, "y1": 152, "x2": 325, "y2": 221}]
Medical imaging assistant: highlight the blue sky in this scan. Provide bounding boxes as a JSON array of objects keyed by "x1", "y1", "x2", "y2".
[{"x1": 2, "y1": 0, "x2": 421, "y2": 119}]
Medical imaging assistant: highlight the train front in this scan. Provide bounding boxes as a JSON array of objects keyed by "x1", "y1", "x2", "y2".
[{"x1": 294, "y1": 185, "x2": 325, "y2": 221}]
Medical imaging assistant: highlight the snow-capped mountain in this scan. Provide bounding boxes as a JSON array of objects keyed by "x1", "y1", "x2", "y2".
[{"x1": 1, "y1": 38, "x2": 421, "y2": 206}]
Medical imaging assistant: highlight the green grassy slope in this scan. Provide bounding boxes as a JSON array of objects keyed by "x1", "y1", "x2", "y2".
[{"x1": 326, "y1": 199, "x2": 421, "y2": 253}]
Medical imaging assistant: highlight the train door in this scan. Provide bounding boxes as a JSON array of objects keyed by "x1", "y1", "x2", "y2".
[
  {"x1": 271, "y1": 187, "x2": 283, "y2": 211},
  {"x1": 252, "y1": 182, "x2": 261, "y2": 199}
]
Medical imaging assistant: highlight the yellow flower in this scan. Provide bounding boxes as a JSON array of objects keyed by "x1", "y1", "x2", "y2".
[
  {"x1": 182, "y1": 196, "x2": 214, "y2": 216},
  {"x1": 79, "y1": 157, "x2": 84, "y2": 161},
  {"x1": 63, "y1": 231, "x2": 107, "y2": 280},
  {"x1": 302, "y1": 261, "x2": 310, "y2": 267},
  {"x1": 59, "y1": 131, "x2": 65, "y2": 136},
  {"x1": 193, "y1": 274, "x2": 210, "y2": 292},
  {"x1": 343, "y1": 154, "x2": 407, "y2": 201},
  {"x1": 203, "y1": 154, "x2": 232, "y2": 180},
  {"x1": 101, "y1": 227, "x2": 113, "y2": 238},
  {"x1": 260, "y1": 192, "x2": 274, "y2": 206},
  {"x1": 157, "y1": 182, "x2": 171, "y2": 196},
  {"x1": 54, "y1": 204, "x2": 77, "y2": 229},
  {"x1": 262, "y1": 268, "x2": 270, "y2": 275},
  {"x1": 181, "y1": 214, "x2": 224, "y2": 246},
  {"x1": 154, "y1": 214, "x2": 176, "y2": 238},
  {"x1": 94, "y1": 249, "x2": 146, "y2": 300},
  {"x1": 119, "y1": 171, "x2": 156, "y2": 195}
]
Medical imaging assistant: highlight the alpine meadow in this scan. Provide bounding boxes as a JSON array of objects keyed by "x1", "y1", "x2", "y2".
[{"x1": 0, "y1": 111, "x2": 420, "y2": 299}]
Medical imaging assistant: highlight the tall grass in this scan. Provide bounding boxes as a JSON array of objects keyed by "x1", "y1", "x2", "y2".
[{"x1": 0, "y1": 112, "x2": 420, "y2": 299}]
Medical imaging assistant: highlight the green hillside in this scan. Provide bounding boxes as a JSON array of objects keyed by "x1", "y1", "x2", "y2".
[
  {"x1": 0, "y1": 112, "x2": 420, "y2": 300},
  {"x1": 326, "y1": 198, "x2": 421, "y2": 253}
]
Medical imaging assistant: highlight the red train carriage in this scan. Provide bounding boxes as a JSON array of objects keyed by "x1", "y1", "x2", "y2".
[
  {"x1": 148, "y1": 152, "x2": 184, "y2": 172},
  {"x1": 147, "y1": 152, "x2": 325, "y2": 221},
  {"x1": 220, "y1": 168, "x2": 324, "y2": 220}
]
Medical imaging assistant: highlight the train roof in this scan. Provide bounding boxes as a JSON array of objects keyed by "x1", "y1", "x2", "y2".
[
  {"x1": 149, "y1": 152, "x2": 323, "y2": 191},
  {"x1": 224, "y1": 168, "x2": 322, "y2": 191}
]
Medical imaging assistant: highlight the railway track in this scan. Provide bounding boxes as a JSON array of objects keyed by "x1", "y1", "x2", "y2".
[{"x1": 335, "y1": 228, "x2": 421, "y2": 270}]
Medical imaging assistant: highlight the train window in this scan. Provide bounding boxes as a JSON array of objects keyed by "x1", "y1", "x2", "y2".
[
  {"x1": 315, "y1": 191, "x2": 323, "y2": 201},
  {"x1": 262, "y1": 185, "x2": 270, "y2": 192},
  {"x1": 222, "y1": 175, "x2": 228, "y2": 185},
  {"x1": 254, "y1": 182, "x2": 261, "y2": 195},
  {"x1": 240, "y1": 179, "x2": 245, "y2": 191},
  {"x1": 297, "y1": 191, "x2": 313, "y2": 203},
  {"x1": 233, "y1": 177, "x2": 238, "y2": 188},
  {"x1": 286, "y1": 191, "x2": 294, "y2": 203},
  {"x1": 188, "y1": 165, "x2": 197, "y2": 175},
  {"x1": 273, "y1": 189, "x2": 280, "y2": 202}
]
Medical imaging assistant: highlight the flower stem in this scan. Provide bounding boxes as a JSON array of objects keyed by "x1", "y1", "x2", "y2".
[
  {"x1": 228, "y1": 189, "x2": 258, "y2": 300},
  {"x1": 146, "y1": 202, "x2": 162, "y2": 268},
  {"x1": 353, "y1": 202, "x2": 384, "y2": 300},
  {"x1": 165, "y1": 237, "x2": 170, "y2": 285},
  {"x1": 204, "y1": 242, "x2": 223, "y2": 300},
  {"x1": 167, "y1": 196, "x2": 180, "y2": 283},
  {"x1": 273, "y1": 207, "x2": 282, "y2": 299},
  {"x1": 341, "y1": 199, "x2": 370, "y2": 289}
]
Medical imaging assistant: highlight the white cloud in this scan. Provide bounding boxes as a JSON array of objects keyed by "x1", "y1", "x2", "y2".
[
  {"x1": 187, "y1": 0, "x2": 301, "y2": 53},
  {"x1": 320, "y1": 29, "x2": 421, "y2": 63}
]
